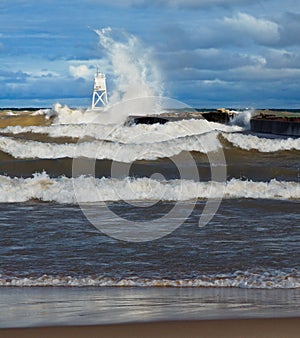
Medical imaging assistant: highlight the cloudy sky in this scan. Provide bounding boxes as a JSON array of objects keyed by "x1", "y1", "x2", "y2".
[{"x1": 1, "y1": 0, "x2": 300, "y2": 108}]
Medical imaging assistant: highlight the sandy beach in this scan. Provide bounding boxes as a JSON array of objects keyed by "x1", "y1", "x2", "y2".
[{"x1": 0, "y1": 318, "x2": 299, "y2": 338}]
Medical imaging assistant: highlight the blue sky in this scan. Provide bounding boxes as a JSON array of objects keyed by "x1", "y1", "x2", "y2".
[{"x1": 1, "y1": 0, "x2": 300, "y2": 108}]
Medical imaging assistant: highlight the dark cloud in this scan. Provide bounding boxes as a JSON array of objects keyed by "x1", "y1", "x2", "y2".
[
  {"x1": 0, "y1": 74, "x2": 90, "y2": 101},
  {"x1": 264, "y1": 48, "x2": 300, "y2": 69},
  {"x1": 0, "y1": 70, "x2": 29, "y2": 83},
  {"x1": 277, "y1": 12, "x2": 300, "y2": 46},
  {"x1": 159, "y1": 49, "x2": 264, "y2": 71}
]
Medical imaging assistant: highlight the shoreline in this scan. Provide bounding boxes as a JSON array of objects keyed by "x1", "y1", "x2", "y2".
[
  {"x1": 1, "y1": 287, "x2": 299, "y2": 329},
  {"x1": 0, "y1": 318, "x2": 299, "y2": 338}
]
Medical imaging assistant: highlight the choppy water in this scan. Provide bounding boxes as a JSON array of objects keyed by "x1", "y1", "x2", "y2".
[
  {"x1": 0, "y1": 199, "x2": 299, "y2": 289},
  {"x1": 0, "y1": 106, "x2": 299, "y2": 290}
]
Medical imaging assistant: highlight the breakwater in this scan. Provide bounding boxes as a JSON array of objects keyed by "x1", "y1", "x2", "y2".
[
  {"x1": 250, "y1": 111, "x2": 300, "y2": 137},
  {"x1": 125, "y1": 109, "x2": 235, "y2": 126}
]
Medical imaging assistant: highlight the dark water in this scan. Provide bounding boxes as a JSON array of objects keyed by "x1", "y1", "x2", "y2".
[
  {"x1": 0, "y1": 199, "x2": 299, "y2": 287},
  {"x1": 0, "y1": 147, "x2": 299, "y2": 182}
]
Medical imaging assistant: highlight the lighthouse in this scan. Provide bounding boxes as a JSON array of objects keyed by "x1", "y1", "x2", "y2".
[{"x1": 91, "y1": 69, "x2": 108, "y2": 110}]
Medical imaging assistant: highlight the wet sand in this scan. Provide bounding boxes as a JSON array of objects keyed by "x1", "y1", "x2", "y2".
[
  {"x1": 0, "y1": 114, "x2": 51, "y2": 128},
  {"x1": 0, "y1": 318, "x2": 299, "y2": 338}
]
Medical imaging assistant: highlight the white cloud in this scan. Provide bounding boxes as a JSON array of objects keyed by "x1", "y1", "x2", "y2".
[
  {"x1": 203, "y1": 78, "x2": 226, "y2": 85},
  {"x1": 222, "y1": 12, "x2": 280, "y2": 45},
  {"x1": 69, "y1": 64, "x2": 93, "y2": 80}
]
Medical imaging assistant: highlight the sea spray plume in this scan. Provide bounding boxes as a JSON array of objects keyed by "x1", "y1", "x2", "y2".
[
  {"x1": 35, "y1": 28, "x2": 164, "y2": 125},
  {"x1": 95, "y1": 27, "x2": 164, "y2": 104},
  {"x1": 230, "y1": 109, "x2": 255, "y2": 129}
]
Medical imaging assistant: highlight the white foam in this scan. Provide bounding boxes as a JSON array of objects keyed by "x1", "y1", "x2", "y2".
[
  {"x1": 0, "y1": 123, "x2": 116, "y2": 141},
  {"x1": 52, "y1": 103, "x2": 104, "y2": 124},
  {"x1": 223, "y1": 132, "x2": 300, "y2": 152},
  {"x1": 0, "y1": 174, "x2": 298, "y2": 203},
  {"x1": 30, "y1": 108, "x2": 56, "y2": 119},
  {"x1": 0, "y1": 270, "x2": 298, "y2": 288},
  {"x1": 27, "y1": 104, "x2": 116, "y2": 125},
  {"x1": 0, "y1": 132, "x2": 220, "y2": 161},
  {"x1": 0, "y1": 118, "x2": 223, "y2": 142},
  {"x1": 2, "y1": 110, "x2": 18, "y2": 116},
  {"x1": 208, "y1": 121, "x2": 244, "y2": 133}
]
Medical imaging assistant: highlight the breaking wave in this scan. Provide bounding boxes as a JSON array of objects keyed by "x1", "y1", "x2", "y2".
[
  {"x1": 223, "y1": 132, "x2": 300, "y2": 152},
  {"x1": 0, "y1": 132, "x2": 220, "y2": 161},
  {"x1": 0, "y1": 118, "x2": 243, "y2": 142},
  {"x1": 2, "y1": 107, "x2": 298, "y2": 155},
  {"x1": 1, "y1": 269, "x2": 298, "y2": 289},
  {"x1": 0, "y1": 173, "x2": 299, "y2": 203}
]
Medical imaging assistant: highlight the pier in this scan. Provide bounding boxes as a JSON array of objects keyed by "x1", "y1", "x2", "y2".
[
  {"x1": 250, "y1": 111, "x2": 300, "y2": 137},
  {"x1": 125, "y1": 109, "x2": 236, "y2": 126}
]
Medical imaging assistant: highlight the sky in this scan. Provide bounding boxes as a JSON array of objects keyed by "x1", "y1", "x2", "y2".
[{"x1": 0, "y1": 0, "x2": 300, "y2": 108}]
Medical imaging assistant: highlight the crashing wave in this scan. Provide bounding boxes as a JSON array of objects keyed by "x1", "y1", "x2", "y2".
[
  {"x1": 0, "y1": 132, "x2": 220, "y2": 161},
  {"x1": 0, "y1": 173, "x2": 299, "y2": 203},
  {"x1": 222, "y1": 132, "x2": 300, "y2": 152}
]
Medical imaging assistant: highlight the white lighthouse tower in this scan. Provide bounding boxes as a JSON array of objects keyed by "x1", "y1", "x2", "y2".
[{"x1": 91, "y1": 69, "x2": 108, "y2": 110}]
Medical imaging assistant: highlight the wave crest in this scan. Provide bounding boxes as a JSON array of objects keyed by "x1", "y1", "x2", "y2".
[
  {"x1": 0, "y1": 132, "x2": 220, "y2": 161},
  {"x1": 0, "y1": 173, "x2": 299, "y2": 203},
  {"x1": 1, "y1": 269, "x2": 298, "y2": 289},
  {"x1": 223, "y1": 132, "x2": 300, "y2": 152}
]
